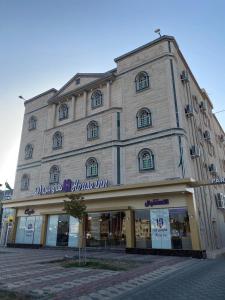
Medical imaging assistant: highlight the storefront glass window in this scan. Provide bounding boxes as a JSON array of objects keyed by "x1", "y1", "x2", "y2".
[
  {"x1": 135, "y1": 207, "x2": 192, "y2": 250},
  {"x1": 169, "y1": 208, "x2": 191, "y2": 250},
  {"x1": 16, "y1": 216, "x2": 43, "y2": 245},
  {"x1": 46, "y1": 215, "x2": 79, "y2": 247},
  {"x1": 86, "y1": 211, "x2": 126, "y2": 248},
  {"x1": 46, "y1": 215, "x2": 58, "y2": 246},
  {"x1": 135, "y1": 210, "x2": 151, "y2": 248},
  {"x1": 16, "y1": 217, "x2": 26, "y2": 244},
  {"x1": 68, "y1": 216, "x2": 79, "y2": 247},
  {"x1": 33, "y1": 216, "x2": 43, "y2": 244}
]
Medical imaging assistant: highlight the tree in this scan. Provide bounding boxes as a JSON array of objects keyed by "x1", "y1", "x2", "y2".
[{"x1": 63, "y1": 193, "x2": 87, "y2": 264}]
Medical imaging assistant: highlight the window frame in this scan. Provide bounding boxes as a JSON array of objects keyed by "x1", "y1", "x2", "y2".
[
  {"x1": 136, "y1": 108, "x2": 152, "y2": 129},
  {"x1": 25, "y1": 144, "x2": 33, "y2": 160},
  {"x1": 58, "y1": 103, "x2": 69, "y2": 121},
  {"x1": 52, "y1": 131, "x2": 63, "y2": 150},
  {"x1": 49, "y1": 165, "x2": 60, "y2": 184},
  {"x1": 28, "y1": 116, "x2": 37, "y2": 131},
  {"x1": 86, "y1": 157, "x2": 98, "y2": 178},
  {"x1": 138, "y1": 148, "x2": 155, "y2": 172},
  {"x1": 135, "y1": 71, "x2": 150, "y2": 92},
  {"x1": 21, "y1": 174, "x2": 29, "y2": 191},
  {"x1": 87, "y1": 121, "x2": 99, "y2": 140},
  {"x1": 91, "y1": 90, "x2": 103, "y2": 109}
]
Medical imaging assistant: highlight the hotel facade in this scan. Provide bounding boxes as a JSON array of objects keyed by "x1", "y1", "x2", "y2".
[{"x1": 2, "y1": 35, "x2": 225, "y2": 257}]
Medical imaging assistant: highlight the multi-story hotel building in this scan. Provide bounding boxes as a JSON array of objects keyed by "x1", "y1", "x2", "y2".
[{"x1": 2, "y1": 35, "x2": 225, "y2": 257}]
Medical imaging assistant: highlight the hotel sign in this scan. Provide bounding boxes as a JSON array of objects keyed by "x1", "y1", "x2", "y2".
[
  {"x1": 211, "y1": 177, "x2": 225, "y2": 185},
  {"x1": 145, "y1": 199, "x2": 169, "y2": 207},
  {"x1": 34, "y1": 179, "x2": 109, "y2": 195}
]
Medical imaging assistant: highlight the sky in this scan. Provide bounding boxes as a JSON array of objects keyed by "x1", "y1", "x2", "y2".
[{"x1": 0, "y1": 0, "x2": 225, "y2": 188}]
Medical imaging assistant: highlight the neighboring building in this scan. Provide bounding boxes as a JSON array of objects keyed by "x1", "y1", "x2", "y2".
[
  {"x1": 0, "y1": 189, "x2": 13, "y2": 243},
  {"x1": 2, "y1": 35, "x2": 225, "y2": 257}
]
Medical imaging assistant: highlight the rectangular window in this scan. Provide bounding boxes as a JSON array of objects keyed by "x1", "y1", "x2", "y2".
[
  {"x1": 135, "y1": 207, "x2": 192, "y2": 250},
  {"x1": 16, "y1": 216, "x2": 43, "y2": 245},
  {"x1": 46, "y1": 215, "x2": 79, "y2": 247}
]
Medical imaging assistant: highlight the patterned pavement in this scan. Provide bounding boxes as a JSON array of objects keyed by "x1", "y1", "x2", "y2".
[{"x1": 0, "y1": 247, "x2": 195, "y2": 299}]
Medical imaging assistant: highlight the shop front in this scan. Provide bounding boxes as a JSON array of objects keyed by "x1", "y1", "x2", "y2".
[
  {"x1": 86, "y1": 211, "x2": 126, "y2": 248},
  {"x1": 134, "y1": 207, "x2": 192, "y2": 250},
  {"x1": 2, "y1": 179, "x2": 204, "y2": 257}
]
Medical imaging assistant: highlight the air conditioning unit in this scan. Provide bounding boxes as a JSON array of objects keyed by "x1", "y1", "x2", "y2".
[
  {"x1": 203, "y1": 130, "x2": 211, "y2": 141},
  {"x1": 208, "y1": 164, "x2": 217, "y2": 175},
  {"x1": 199, "y1": 101, "x2": 207, "y2": 111},
  {"x1": 215, "y1": 193, "x2": 225, "y2": 209},
  {"x1": 180, "y1": 71, "x2": 189, "y2": 83},
  {"x1": 185, "y1": 104, "x2": 194, "y2": 117},
  {"x1": 219, "y1": 134, "x2": 225, "y2": 143},
  {"x1": 190, "y1": 145, "x2": 201, "y2": 158}
]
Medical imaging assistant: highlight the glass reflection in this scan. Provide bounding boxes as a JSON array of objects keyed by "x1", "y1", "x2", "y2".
[{"x1": 86, "y1": 211, "x2": 126, "y2": 248}]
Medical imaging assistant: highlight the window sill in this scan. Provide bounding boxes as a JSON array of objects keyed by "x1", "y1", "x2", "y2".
[
  {"x1": 136, "y1": 86, "x2": 150, "y2": 93},
  {"x1": 91, "y1": 103, "x2": 103, "y2": 110},
  {"x1": 139, "y1": 168, "x2": 155, "y2": 173},
  {"x1": 137, "y1": 125, "x2": 152, "y2": 131}
]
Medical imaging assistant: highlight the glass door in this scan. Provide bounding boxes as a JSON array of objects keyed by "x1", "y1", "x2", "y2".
[{"x1": 56, "y1": 215, "x2": 69, "y2": 246}]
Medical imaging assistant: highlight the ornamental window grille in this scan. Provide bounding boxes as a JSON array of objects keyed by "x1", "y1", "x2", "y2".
[
  {"x1": 91, "y1": 90, "x2": 103, "y2": 108},
  {"x1": 138, "y1": 149, "x2": 154, "y2": 171},
  {"x1": 87, "y1": 121, "x2": 99, "y2": 140},
  {"x1": 25, "y1": 144, "x2": 33, "y2": 159},
  {"x1": 28, "y1": 116, "x2": 37, "y2": 130},
  {"x1": 59, "y1": 103, "x2": 69, "y2": 120},
  {"x1": 137, "y1": 108, "x2": 152, "y2": 128},
  {"x1": 86, "y1": 157, "x2": 98, "y2": 178},
  {"x1": 135, "y1": 71, "x2": 149, "y2": 92},
  {"x1": 49, "y1": 165, "x2": 60, "y2": 184},
  {"x1": 53, "y1": 131, "x2": 63, "y2": 149},
  {"x1": 21, "y1": 174, "x2": 29, "y2": 190}
]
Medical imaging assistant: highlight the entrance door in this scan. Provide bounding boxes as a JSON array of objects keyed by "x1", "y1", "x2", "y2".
[{"x1": 56, "y1": 215, "x2": 69, "y2": 246}]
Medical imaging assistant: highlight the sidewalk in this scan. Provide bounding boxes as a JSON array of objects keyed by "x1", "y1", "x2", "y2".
[{"x1": 0, "y1": 247, "x2": 195, "y2": 299}]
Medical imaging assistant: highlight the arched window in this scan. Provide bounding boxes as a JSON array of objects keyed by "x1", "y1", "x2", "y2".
[
  {"x1": 135, "y1": 71, "x2": 149, "y2": 92},
  {"x1": 59, "y1": 103, "x2": 69, "y2": 120},
  {"x1": 87, "y1": 121, "x2": 99, "y2": 140},
  {"x1": 21, "y1": 174, "x2": 29, "y2": 190},
  {"x1": 28, "y1": 116, "x2": 37, "y2": 130},
  {"x1": 91, "y1": 90, "x2": 103, "y2": 109},
  {"x1": 25, "y1": 144, "x2": 33, "y2": 159},
  {"x1": 136, "y1": 108, "x2": 152, "y2": 128},
  {"x1": 49, "y1": 165, "x2": 60, "y2": 184},
  {"x1": 53, "y1": 131, "x2": 63, "y2": 149},
  {"x1": 138, "y1": 149, "x2": 154, "y2": 171},
  {"x1": 86, "y1": 157, "x2": 98, "y2": 178}
]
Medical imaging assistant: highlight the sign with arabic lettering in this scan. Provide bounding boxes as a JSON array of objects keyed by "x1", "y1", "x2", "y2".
[
  {"x1": 145, "y1": 199, "x2": 169, "y2": 207},
  {"x1": 34, "y1": 179, "x2": 109, "y2": 195}
]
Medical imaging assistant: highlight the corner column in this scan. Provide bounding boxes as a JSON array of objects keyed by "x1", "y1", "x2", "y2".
[
  {"x1": 125, "y1": 209, "x2": 135, "y2": 248},
  {"x1": 40, "y1": 215, "x2": 48, "y2": 246},
  {"x1": 83, "y1": 91, "x2": 88, "y2": 117},
  {"x1": 71, "y1": 95, "x2": 76, "y2": 120},
  {"x1": 107, "y1": 81, "x2": 111, "y2": 108},
  {"x1": 187, "y1": 194, "x2": 201, "y2": 250}
]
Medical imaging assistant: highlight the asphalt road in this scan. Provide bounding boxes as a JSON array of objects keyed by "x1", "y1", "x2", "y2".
[{"x1": 116, "y1": 257, "x2": 225, "y2": 300}]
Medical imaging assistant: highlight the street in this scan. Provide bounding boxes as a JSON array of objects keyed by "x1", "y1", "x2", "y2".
[{"x1": 117, "y1": 257, "x2": 225, "y2": 300}]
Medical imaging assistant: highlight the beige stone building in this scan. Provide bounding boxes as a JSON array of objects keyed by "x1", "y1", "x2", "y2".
[{"x1": 2, "y1": 35, "x2": 225, "y2": 258}]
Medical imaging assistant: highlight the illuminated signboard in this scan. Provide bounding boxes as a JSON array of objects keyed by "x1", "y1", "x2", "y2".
[
  {"x1": 212, "y1": 177, "x2": 225, "y2": 185},
  {"x1": 145, "y1": 199, "x2": 169, "y2": 207},
  {"x1": 34, "y1": 178, "x2": 109, "y2": 195}
]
